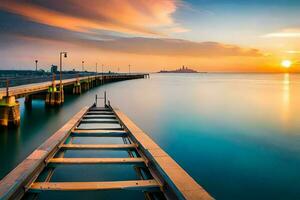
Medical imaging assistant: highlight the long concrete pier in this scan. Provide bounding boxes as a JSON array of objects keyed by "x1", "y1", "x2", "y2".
[
  {"x1": 0, "y1": 98, "x2": 213, "y2": 200},
  {"x1": 0, "y1": 73, "x2": 148, "y2": 127}
]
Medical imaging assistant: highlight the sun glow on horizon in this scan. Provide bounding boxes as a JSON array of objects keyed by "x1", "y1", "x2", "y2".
[{"x1": 281, "y1": 60, "x2": 292, "y2": 68}]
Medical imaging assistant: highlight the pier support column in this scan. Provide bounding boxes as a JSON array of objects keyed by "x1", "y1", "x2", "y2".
[
  {"x1": 24, "y1": 95, "x2": 32, "y2": 106},
  {"x1": 89, "y1": 78, "x2": 94, "y2": 88},
  {"x1": 96, "y1": 78, "x2": 101, "y2": 86},
  {"x1": 45, "y1": 74, "x2": 64, "y2": 106},
  {"x1": 81, "y1": 81, "x2": 89, "y2": 92},
  {"x1": 0, "y1": 96, "x2": 20, "y2": 127},
  {"x1": 73, "y1": 82, "x2": 81, "y2": 94},
  {"x1": 88, "y1": 79, "x2": 92, "y2": 88},
  {"x1": 45, "y1": 86, "x2": 64, "y2": 106}
]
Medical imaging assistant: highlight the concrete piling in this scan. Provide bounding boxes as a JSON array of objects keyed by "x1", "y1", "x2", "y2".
[
  {"x1": 45, "y1": 86, "x2": 64, "y2": 106},
  {"x1": 81, "y1": 81, "x2": 90, "y2": 92},
  {"x1": 25, "y1": 95, "x2": 32, "y2": 106},
  {"x1": 73, "y1": 82, "x2": 81, "y2": 94},
  {"x1": 0, "y1": 96, "x2": 20, "y2": 127}
]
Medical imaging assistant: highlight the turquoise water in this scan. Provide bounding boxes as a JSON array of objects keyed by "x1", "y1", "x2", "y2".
[{"x1": 1, "y1": 73, "x2": 300, "y2": 199}]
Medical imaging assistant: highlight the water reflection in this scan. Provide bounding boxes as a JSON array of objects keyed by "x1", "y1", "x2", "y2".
[
  {"x1": 282, "y1": 73, "x2": 290, "y2": 124},
  {"x1": 1, "y1": 73, "x2": 300, "y2": 200}
]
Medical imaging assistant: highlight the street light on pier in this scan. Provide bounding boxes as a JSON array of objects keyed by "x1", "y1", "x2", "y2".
[
  {"x1": 96, "y1": 63, "x2": 98, "y2": 74},
  {"x1": 128, "y1": 64, "x2": 131, "y2": 74},
  {"x1": 82, "y1": 60, "x2": 85, "y2": 72},
  {"x1": 35, "y1": 60, "x2": 38, "y2": 72},
  {"x1": 60, "y1": 52, "x2": 67, "y2": 93}
]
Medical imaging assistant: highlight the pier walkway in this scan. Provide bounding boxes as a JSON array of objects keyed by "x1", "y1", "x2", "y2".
[
  {"x1": 0, "y1": 97, "x2": 213, "y2": 200},
  {"x1": 0, "y1": 73, "x2": 148, "y2": 127},
  {"x1": 0, "y1": 74, "x2": 147, "y2": 99}
]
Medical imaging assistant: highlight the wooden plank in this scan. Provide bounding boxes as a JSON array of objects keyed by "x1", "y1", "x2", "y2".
[
  {"x1": 89, "y1": 108, "x2": 111, "y2": 111},
  {"x1": 80, "y1": 119, "x2": 119, "y2": 123},
  {"x1": 112, "y1": 107, "x2": 214, "y2": 200},
  {"x1": 60, "y1": 144, "x2": 136, "y2": 150},
  {"x1": 86, "y1": 111, "x2": 114, "y2": 115},
  {"x1": 75, "y1": 127, "x2": 124, "y2": 131},
  {"x1": 73, "y1": 130, "x2": 126, "y2": 134},
  {"x1": 29, "y1": 180, "x2": 160, "y2": 192},
  {"x1": 83, "y1": 115, "x2": 116, "y2": 119},
  {"x1": 0, "y1": 107, "x2": 89, "y2": 200},
  {"x1": 76, "y1": 123, "x2": 123, "y2": 130},
  {"x1": 48, "y1": 158, "x2": 145, "y2": 165},
  {"x1": 71, "y1": 130, "x2": 126, "y2": 137}
]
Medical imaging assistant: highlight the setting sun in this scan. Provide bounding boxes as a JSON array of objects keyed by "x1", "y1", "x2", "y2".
[{"x1": 281, "y1": 60, "x2": 292, "y2": 68}]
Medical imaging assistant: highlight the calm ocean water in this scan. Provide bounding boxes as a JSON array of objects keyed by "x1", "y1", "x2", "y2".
[{"x1": 1, "y1": 73, "x2": 300, "y2": 199}]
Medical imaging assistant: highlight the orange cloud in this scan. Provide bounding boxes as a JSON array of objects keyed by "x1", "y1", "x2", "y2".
[
  {"x1": 86, "y1": 38, "x2": 262, "y2": 57},
  {"x1": 0, "y1": 0, "x2": 182, "y2": 36}
]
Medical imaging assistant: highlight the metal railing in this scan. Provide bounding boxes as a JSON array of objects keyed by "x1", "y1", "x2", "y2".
[
  {"x1": 0, "y1": 73, "x2": 92, "y2": 88},
  {"x1": 0, "y1": 72, "x2": 146, "y2": 88}
]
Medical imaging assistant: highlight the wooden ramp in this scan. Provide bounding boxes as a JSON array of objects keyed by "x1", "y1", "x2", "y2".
[{"x1": 0, "y1": 100, "x2": 213, "y2": 200}]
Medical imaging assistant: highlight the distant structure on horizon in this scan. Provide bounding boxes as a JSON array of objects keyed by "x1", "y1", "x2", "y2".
[
  {"x1": 50, "y1": 65, "x2": 58, "y2": 73},
  {"x1": 158, "y1": 66, "x2": 198, "y2": 73}
]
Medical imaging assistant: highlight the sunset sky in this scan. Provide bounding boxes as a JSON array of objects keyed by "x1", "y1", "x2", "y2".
[{"x1": 0, "y1": 0, "x2": 300, "y2": 72}]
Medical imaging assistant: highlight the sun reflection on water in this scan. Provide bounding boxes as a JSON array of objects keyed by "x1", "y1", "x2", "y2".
[{"x1": 282, "y1": 73, "x2": 290, "y2": 124}]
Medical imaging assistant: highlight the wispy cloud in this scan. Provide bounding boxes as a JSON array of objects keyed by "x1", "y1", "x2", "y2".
[
  {"x1": 89, "y1": 38, "x2": 262, "y2": 57},
  {"x1": 4, "y1": 31, "x2": 262, "y2": 57},
  {"x1": 285, "y1": 50, "x2": 300, "y2": 54},
  {"x1": 0, "y1": 0, "x2": 183, "y2": 36},
  {"x1": 262, "y1": 28, "x2": 300, "y2": 38}
]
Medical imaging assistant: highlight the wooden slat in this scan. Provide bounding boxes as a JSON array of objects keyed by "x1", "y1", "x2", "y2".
[
  {"x1": 75, "y1": 128, "x2": 124, "y2": 131},
  {"x1": 60, "y1": 144, "x2": 136, "y2": 150},
  {"x1": 86, "y1": 112, "x2": 114, "y2": 115},
  {"x1": 71, "y1": 130, "x2": 126, "y2": 137},
  {"x1": 76, "y1": 124, "x2": 123, "y2": 130},
  {"x1": 83, "y1": 115, "x2": 116, "y2": 119},
  {"x1": 89, "y1": 108, "x2": 111, "y2": 111},
  {"x1": 80, "y1": 119, "x2": 119, "y2": 123},
  {"x1": 48, "y1": 158, "x2": 145, "y2": 165},
  {"x1": 73, "y1": 130, "x2": 126, "y2": 134},
  {"x1": 30, "y1": 180, "x2": 160, "y2": 192}
]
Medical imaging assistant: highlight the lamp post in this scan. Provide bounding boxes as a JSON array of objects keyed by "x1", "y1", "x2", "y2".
[
  {"x1": 60, "y1": 52, "x2": 67, "y2": 93},
  {"x1": 82, "y1": 61, "x2": 84, "y2": 72},
  {"x1": 96, "y1": 63, "x2": 98, "y2": 74},
  {"x1": 35, "y1": 60, "x2": 38, "y2": 72},
  {"x1": 128, "y1": 64, "x2": 131, "y2": 74}
]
